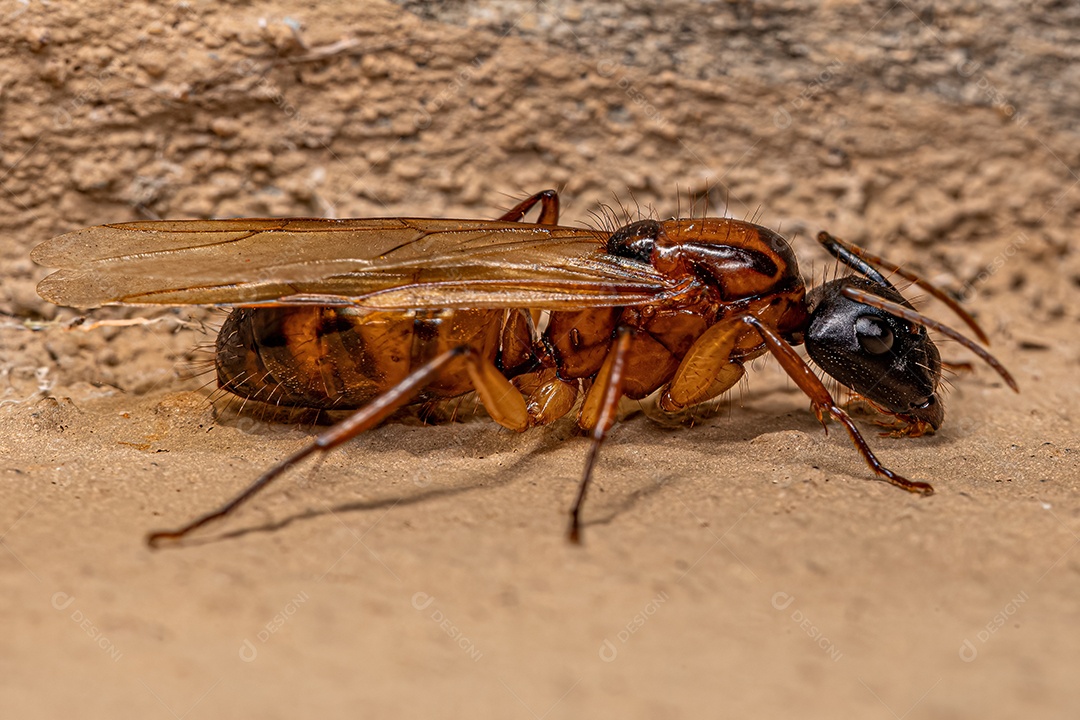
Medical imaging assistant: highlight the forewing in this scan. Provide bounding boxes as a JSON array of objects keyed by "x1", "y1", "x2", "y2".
[{"x1": 33, "y1": 218, "x2": 676, "y2": 310}]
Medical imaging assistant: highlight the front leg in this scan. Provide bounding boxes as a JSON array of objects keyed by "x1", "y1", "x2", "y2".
[
  {"x1": 843, "y1": 393, "x2": 936, "y2": 438},
  {"x1": 659, "y1": 315, "x2": 752, "y2": 412},
  {"x1": 740, "y1": 315, "x2": 934, "y2": 496}
]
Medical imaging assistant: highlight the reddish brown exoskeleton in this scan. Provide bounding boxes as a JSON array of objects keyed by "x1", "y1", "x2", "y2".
[{"x1": 31, "y1": 190, "x2": 1017, "y2": 545}]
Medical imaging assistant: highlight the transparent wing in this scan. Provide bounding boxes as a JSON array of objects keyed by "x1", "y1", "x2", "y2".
[{"x1": 33, "y1": 218, "x2": 678, "y2": 310}]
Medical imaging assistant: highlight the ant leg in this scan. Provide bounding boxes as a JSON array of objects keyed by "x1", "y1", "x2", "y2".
[
  {"x1": 147, "y1": 346, "x2": 524, "y2": 547},
  {"x1": 512, "y1": 368, "x2": 579, "y2": 425},
  {"x1": 659, "y1": 316, "x2": 750, "y2": 412},
  {"x1": 839, "y1": 393, "x2": 932, "y2": 438},
  {"x1": 569, "y1": 326, "x2": 632, "y2": 543},
  {"x1": 817, "y1": 231, "x2": 990, "y2": 345},
  {"x1": 496, "y1": 189, "x2": 561, "y2": 224},
  {"x1": 739, "y1": 315, "x2": 935, "y2": 496},
  {"x1": 464, "y1": 349, "x2": 530, "y2": 431},
  {"x1": 495, "y1": 191, "x2": 559, "y2": 330}
]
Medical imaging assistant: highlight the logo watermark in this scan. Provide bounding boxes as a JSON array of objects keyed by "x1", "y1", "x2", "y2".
[
  {"x1": 956, "y1": 232, "x2": 1029, "y2": 302},
  {"x1": 956, "y1": 60, "x2": 1028, "y2": 128},
  {"x1": 774, "y1": 60, "x2": 844, "y2": 130},
  {"x1": 239, "y1": 590, "x2": 310, "y2": 661},
  {"x1": 771, "y1": 591, "x2": 842, "y2": 662},
  {"x1": 598, "y1": 591, "x2": 669, "y2": 662},
  {"x1": 235, "y1": 60, "x2": 312, "y2": 135},
  {"x1": 412, "y1": 592, "x2": 482, "y2": 662},
  {"x1": 959, "y1": 591, "x2": 1028, "y2": 662},
  {"x1": 51, "y1": 591, "x2": 122, "y2": 662},
  {"x1": 414, "y1": 57, "x2": 485, "y2": 130},
  {"x1": 595, "y1": 59, "x2": 669, "y2": 131}
]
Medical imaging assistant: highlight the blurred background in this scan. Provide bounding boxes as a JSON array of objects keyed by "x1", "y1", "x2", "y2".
[{"x1": 1, "y1": 2, "x2": 1077, "y2": 718}]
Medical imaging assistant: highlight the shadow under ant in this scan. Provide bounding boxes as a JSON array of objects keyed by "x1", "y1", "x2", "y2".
[{"x1": 159, "y1": 388, "x2": 976, "y2": 549}]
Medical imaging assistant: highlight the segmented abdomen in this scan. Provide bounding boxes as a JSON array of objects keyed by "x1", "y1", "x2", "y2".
[{"x1": 215, "y1": 306, "x2": 518, "y2": 409}]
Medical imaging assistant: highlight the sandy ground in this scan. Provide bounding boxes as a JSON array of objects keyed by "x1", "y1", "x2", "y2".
[{"x1": 2, "y1": 1, "x2": 1078, "y2": 718}]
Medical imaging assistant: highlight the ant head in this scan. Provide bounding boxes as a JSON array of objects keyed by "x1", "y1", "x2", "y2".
[{"x1": 805, "y1": 276, "x2": 943, "y2": 432}]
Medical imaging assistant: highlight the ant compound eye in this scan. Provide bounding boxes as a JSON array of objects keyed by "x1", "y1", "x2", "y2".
[{"x1": 854, "y1": 315, "x2": 894, "y2": 354}]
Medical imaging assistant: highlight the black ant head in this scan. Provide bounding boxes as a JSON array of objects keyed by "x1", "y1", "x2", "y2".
[{"x1": 805, "y1": 276, "x2": 943, "y2": 433}]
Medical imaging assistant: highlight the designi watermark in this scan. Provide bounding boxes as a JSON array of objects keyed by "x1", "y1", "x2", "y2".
[
  {"x1": 52, "y1": 591, "x2": 122, "y2": 662},
  {"x1": 956, "y1": 60, "x2": 1028, "y2": 128},
  {"x1": 959, "y1": 590, "x2": 1028, "y2": 662},
  {"x1": 412, "y1": 592, "x2": 482, "y2": 662},
  {"x1": 774, "y1": 60, "x2": 844, "y2": 130},
  {"x1": 595, "y1": 59, "x2": 669, "y2": 130},
  {"x1": 956, "y1": 232, "x2": 1029, "y2": 302},
  {"x1": 771, "y1": 591, "x2": 842, "y2": 662},
  {"x1": 239, "y1": 590, "x2": 310, "y2": 661},
  {"x1": 598, "y1": 591, "x2": 669, "y2": 662}
]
